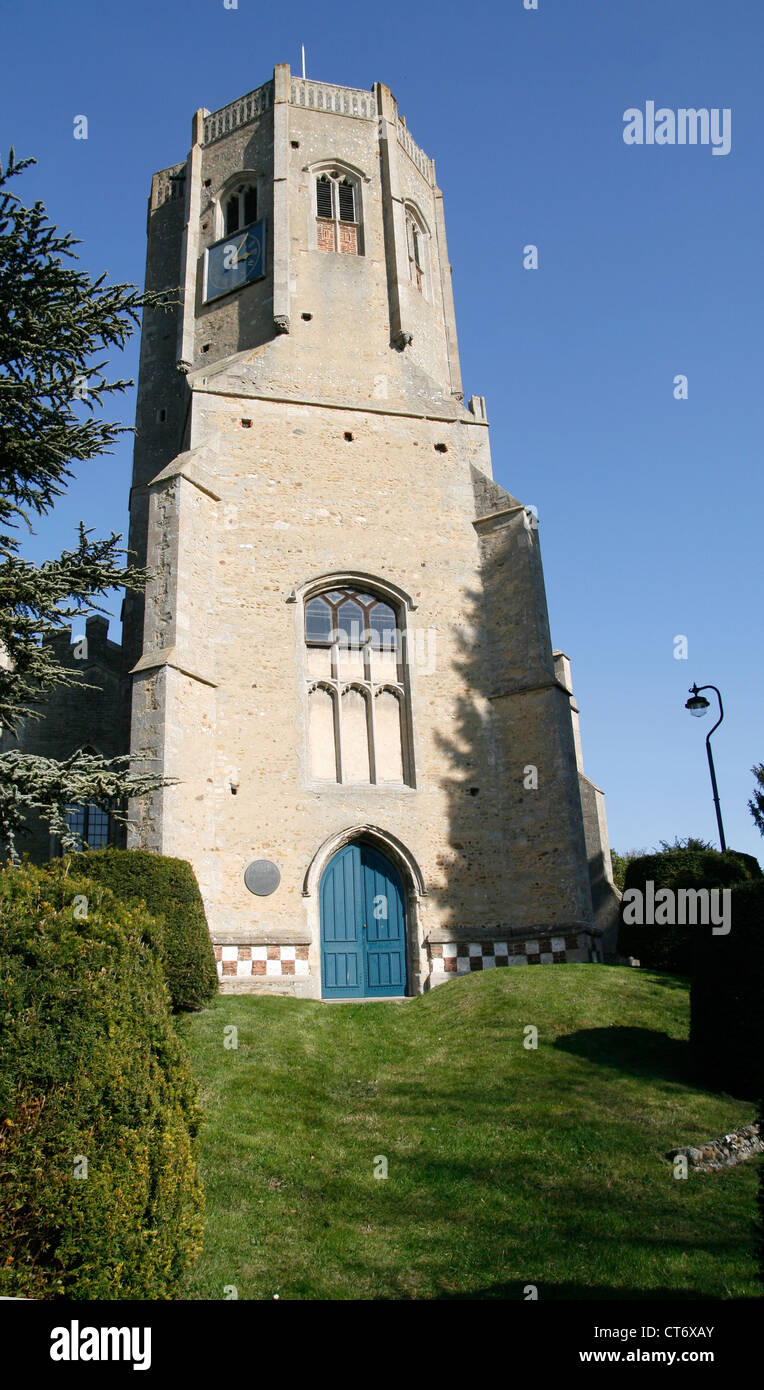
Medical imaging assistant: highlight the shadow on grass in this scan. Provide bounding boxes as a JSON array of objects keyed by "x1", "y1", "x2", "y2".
[
  {"x1": 434, "y1": 1282, "x2": 734, "y2": 1301},
  {"x1": 556, "y1": 1025, "x2": 758, "y2": 1102},
  {"x1": 554, "y1": 1026, "x2": 693, "y2": 1087},
  {"x1": 638, "y1": 972, "x2": 692, "y2": 991}
]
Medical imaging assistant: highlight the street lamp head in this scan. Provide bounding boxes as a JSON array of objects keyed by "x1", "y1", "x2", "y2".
[
  {"x1": 686, "y1": 686, "x2": 710, "y2": 718},
  {"x1": 683, "y1": 681, "x2": 726, "y2": 853}
]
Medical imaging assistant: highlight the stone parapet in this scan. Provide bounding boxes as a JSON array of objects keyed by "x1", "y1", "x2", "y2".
[{"x1": 203, "y1": 82, "x2": 274, "y2": 146}]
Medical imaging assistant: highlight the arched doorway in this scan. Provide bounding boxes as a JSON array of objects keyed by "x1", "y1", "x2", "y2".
[{"x1": 320, "y1": 841, "x2": 407, "y2": 999}]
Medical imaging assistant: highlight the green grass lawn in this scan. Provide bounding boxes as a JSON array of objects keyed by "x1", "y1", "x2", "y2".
[{"x1": 177, "y1": 965, "x2": 759, "y2": 1300}]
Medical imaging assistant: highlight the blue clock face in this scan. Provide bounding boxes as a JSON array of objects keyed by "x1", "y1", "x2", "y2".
[{"x1": 204, "y1": 220, "x2": 266, "y2": 302}]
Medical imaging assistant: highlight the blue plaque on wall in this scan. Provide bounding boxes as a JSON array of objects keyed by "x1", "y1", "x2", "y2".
[{"x1": 204, "y1": 219, "x2": 266, "y2": 303}]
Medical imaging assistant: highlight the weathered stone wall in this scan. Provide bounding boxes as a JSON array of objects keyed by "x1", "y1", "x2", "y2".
[
  {"x1": 121, "y1": 158, "x2": 190, "y2": 742},
  {"x1": 128, "y1": 395, "x2": 598, "y2": 994},
  {"x1": 553, "y1": 651, "x2": 622, "y2": 957},
  {"x1": 577, "y1": 774, "x2": 622, "y2": 957}
]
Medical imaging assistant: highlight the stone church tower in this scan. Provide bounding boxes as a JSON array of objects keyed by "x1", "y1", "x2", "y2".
[{"x1": 123, "y1": 64, "x2": 619, "y2": 996}]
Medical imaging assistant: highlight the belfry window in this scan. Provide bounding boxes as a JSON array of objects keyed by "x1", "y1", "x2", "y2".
[
  {"x1": 315, "y1": 172, "x2": 361, "y2": 255},
  {"x1": 304, "y1": 588, "x2": 408, "y2": 785},
  {"x1": 223, "y1": 183, "x2": 258, "y2": 236},
  {"x1": 205, "y1": 177, "x2": 266, "y2": 303}
]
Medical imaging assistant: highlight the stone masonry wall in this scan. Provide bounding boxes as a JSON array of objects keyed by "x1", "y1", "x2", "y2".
[{"x1": 124, "y1": 66, "x2": 602, "y2": 996}]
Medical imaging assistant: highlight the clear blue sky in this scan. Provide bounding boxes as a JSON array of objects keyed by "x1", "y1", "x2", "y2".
[{"x1": 2, "y1": 0, "x2": 762, "y2": 859}]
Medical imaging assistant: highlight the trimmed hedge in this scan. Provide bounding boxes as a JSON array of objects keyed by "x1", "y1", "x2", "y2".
[
  {"x1": 758, "y1": 1096, "x2": 764, "y2": 1288},
  {"x1": 617, "y1": 845, "x2": 761, "y2": 973},
  {"x1": 0, "y1": 863, "x2": 204, "y2": 1299},
  {"x1": 49, "y1": 849, "x2": 218, "y2": 1012},
  {"x1": 690, "y1": 879, "x2": 764, "y2": 1101}
]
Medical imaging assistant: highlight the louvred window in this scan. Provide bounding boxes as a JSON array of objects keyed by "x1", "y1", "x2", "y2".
[
  {"x1": 338, "y1": 179, "x2": 355, "y2": 222},
  {"x1": 315, "y1": 172, "x2": 361, "y2": 255},
  {"x1": 316, "y1": 176, "x2": 333, "y2": 219}
]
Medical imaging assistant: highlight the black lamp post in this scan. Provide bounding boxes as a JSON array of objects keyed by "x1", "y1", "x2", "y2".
[{"x1": 684, "y1": 683, "x2": 727, "y2": 852}]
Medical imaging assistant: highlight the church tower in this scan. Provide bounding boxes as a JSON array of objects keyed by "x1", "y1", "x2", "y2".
[{"x1": 124, "y1": 65, "x2": 618, "y2": 996}]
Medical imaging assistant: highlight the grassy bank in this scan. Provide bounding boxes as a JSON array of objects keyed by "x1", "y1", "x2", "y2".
[{"x1": 179, "y1": 965, "x2": 758, "y2": 1300}]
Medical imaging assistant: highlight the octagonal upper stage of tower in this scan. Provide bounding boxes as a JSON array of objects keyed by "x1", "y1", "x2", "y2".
[{"x1": 139, "y1": 64, "x2": 481, "y2": 431}]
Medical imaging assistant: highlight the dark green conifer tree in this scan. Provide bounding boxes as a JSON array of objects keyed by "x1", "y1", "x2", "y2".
[{"x1": 0, "y1": 150, "x2": 169, "y2": 857}]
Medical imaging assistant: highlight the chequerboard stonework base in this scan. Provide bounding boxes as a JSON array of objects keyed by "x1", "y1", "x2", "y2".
[
  {"x1": 212, "y1": 929, "x2": 603, "y2": 996},
  {"x1": 214, "y1": 943, "x2": 310, "y2": 993},
  {"x1": 427, "y1": 931, "x2": 601, "y2": 987}
]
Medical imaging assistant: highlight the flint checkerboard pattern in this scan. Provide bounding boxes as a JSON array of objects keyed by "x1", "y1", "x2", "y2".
[
  {"x1": 429, "y1": 934, "x2": 598, "y2": 974},
  {"x1": 213, "y1": 932, "x2": 599, "y2": 990},
  {"x1": 214, "y1": 944, "x2": 310, "y2": 979}
]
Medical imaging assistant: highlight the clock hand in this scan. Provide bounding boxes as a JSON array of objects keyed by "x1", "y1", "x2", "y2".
[{"x1": 229, "y1": 235, "x2": 252, "y2": 265}]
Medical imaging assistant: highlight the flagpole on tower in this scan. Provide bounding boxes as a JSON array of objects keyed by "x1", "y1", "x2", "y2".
[{"x1": 301, "y1": 44, "x2": 306, "y2": 79}]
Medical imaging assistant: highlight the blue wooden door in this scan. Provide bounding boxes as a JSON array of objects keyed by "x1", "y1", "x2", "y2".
[{"x1": 320, "y1": 843, "x2": 407, "y2": 999}]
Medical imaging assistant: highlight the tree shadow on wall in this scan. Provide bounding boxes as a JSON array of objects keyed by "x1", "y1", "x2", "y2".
[
  {"x1": 424, "y1": 573, "x2": 505, "y2": 933},
  {"x1": 422, "y1": 488, "x2": 575, "y2": 938}
]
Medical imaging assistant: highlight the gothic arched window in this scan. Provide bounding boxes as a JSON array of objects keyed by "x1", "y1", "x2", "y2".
[
  {"x1": 205, "y1": 175, "x2": 265, "y2": 304},
  {"x1": 304, "y1": 588, "x2": 409, "y2": 784},
  {"x1": 405, "y1": 207, "x2": 427, "y2": 293},
  {"x1": 315, "y1": 171, "x2": 362, "y2": 255}
]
